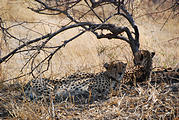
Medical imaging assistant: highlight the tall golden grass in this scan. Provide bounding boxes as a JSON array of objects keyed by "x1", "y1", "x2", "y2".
[{"x1": 0, "y1": 0, "x2": 178, "y2": 80}]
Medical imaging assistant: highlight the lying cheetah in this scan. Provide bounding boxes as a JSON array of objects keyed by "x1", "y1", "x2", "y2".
[
  {"x1": 151, "y1": 67, "x2": 179, "y2": 84},
  {"x1": 121, "y1": 50, "x2": 155, "y2": 86},
  {"x1": 23, "y1": 60, "x2": 127, "y2": 103},
  {"x1": 54, "y1": 60, "x2": 127, "y2": 103},
  {"x1": 23, "y1": 72, "x2": 96, "y2": 102},
  {"x1": 23, "y1": 78, "x2": 55, "y2": 101}
]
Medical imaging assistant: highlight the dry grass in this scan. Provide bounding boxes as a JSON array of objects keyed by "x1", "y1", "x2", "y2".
[
  {"x1": 0, "y1": 0, "x2": 179, "y2": 119},
  {"x1": 0, "y1": 80, "x2": 178, "y2": 119}
]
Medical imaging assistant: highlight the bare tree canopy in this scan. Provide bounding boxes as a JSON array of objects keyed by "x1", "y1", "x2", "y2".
[{"x1": 0, "y1": 0, "x2": 140, "y2": 78}]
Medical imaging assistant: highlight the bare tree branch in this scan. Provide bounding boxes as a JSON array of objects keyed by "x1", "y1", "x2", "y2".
[
  {"x1": 0, "y1": 0, "x2": 142, "y2": 79},
  {"x1": 0, "y1": 23, "x2": 88, "y2": 64}
]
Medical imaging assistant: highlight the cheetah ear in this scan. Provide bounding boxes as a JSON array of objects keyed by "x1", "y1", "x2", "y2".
[
  {"x1": 124, "y1": 63, "x2": 127, "y2": 67},
  {"x1": 151, "y1": 52, "x2": 155, "y2": 58},
  {"x1": 104, "y1": 63, "x2": 109, "y2": 69}
]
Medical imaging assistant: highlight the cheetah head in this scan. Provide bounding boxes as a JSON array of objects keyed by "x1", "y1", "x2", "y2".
[
  {"x1": 133, "y1": 50, "x2": 155, "y2": 69},
  {"x1": 104, "y1": 60, "x2": 127, "y2": 82}
]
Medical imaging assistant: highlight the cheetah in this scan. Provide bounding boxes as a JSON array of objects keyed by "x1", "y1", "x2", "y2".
[
  {"x1": 23, "y1": 72, "x2": 96, "y2": 102},
  {"x1": 54, "y1": 60, "x2": 127, "y2": 103},
  {"x1": 23, "y1": 78, "x2": 55, "y2": 101},
  {"x1": 23, "y1": 60, "x2": 127, "y2": 103},
  {"x1": 121, "y1": 50, "x2": 155, "y2": 86},
  {"x1": 151, "y1": 67, "x2": 179, "y2": 84}
]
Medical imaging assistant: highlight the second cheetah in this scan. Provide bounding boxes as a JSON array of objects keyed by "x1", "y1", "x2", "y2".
[{"x1": 121, "y1": 50, "x2": 155, "y2": 86}]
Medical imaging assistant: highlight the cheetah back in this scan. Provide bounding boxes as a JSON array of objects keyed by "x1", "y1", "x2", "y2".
[{"x1": 23, "y1": 78, "x2": 54, "y2": 101}]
